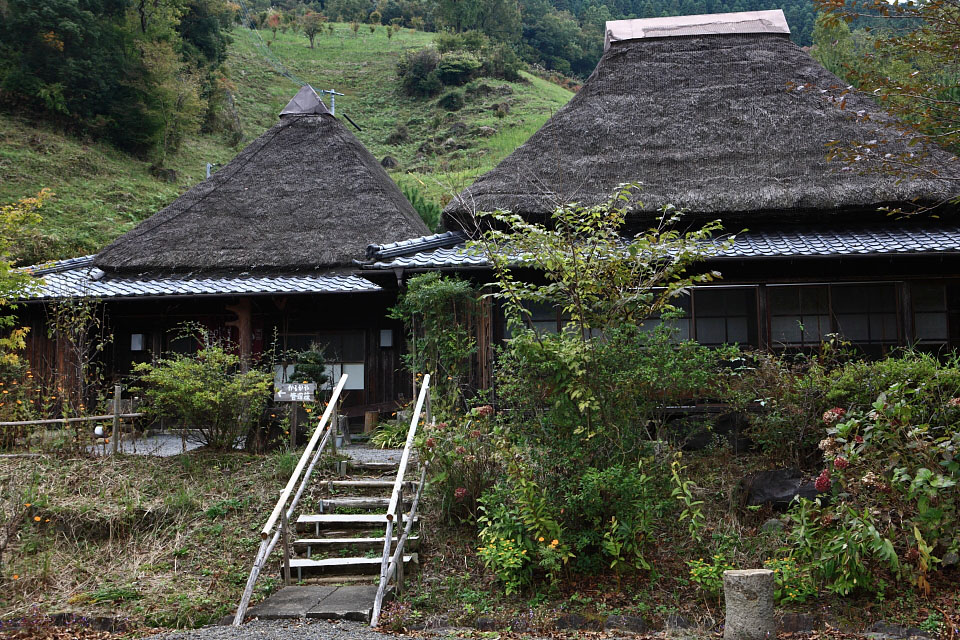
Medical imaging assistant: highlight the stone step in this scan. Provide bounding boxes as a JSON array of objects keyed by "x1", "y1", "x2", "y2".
[
  {"x1": 320, "y1": 497, "x2": 393, "y2": 511},
  {"x1": 326, "y1": 479, "x2": 417, "y2": 490},
  {"x1": 344, "y1": 461, "x2": 400, "y2": 472},
  {"x1": 289, "y1": 554, "x2": 417, "y2": 578},
  {"x1": 246, "y1": 585, "x2": 386, "y2": 622},
  {"x1": 297, "y1": 513, "x2": 418, "y2": 532},
  {"x1": 293, "y1": 536, "x2": 420, "y2": 555}
]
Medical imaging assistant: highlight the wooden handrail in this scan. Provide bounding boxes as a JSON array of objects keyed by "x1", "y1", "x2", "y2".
[
  {"x1": 385, "y1": 374, "x2": 429, "y2": 521},
  {"x1": 233, "y1": 376, "x2": 347, "y2": 626},
  {"x1": 261, "y1": 375, "x2": 347, "y2": 539},
  {"x1": 371, "y1": 375, "x2": 430, "y2": 627},
  {"x1": 0, "y1": 413, "x2": 143, "y2": 427}
]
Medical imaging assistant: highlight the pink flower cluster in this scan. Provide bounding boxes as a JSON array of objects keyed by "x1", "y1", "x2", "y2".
[
  {"x1": 822, "y1": 407, "x2": 847, "y2": 425},
  {"x1": 474, "y1": 405, "x2": 494, "y2": 418},
  {"x1": 815, "y1": 469, "x2": 832, "y2": 492},
  {"x1": 949, "y1": 397, "x2": 960, "y2": 408},
  {"x1": 454, "y1": 487, "x2": 468, "y2": 501},
  {"x1": 833, "y1": 456, "x2": 849, "y2": 470}
]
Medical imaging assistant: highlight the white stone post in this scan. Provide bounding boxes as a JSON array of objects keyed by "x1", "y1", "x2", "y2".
[{"x1": 723, "y1": 569, "x2": 775, "y2": 640}]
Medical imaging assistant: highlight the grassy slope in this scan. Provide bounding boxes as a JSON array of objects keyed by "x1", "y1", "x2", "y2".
[
  {"x1": 0, "y1": 451, "x2": 315, "y2": 628},
  {"x1": 0, "y1": 25, "x2": 572, "y2": 265}
]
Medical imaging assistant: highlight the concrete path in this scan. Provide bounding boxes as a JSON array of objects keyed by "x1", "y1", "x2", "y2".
[{"x1": 247, "y1": 586, "x2": 380, "y2": 623}]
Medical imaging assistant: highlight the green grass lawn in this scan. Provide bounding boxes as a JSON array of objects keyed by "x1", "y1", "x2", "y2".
[{"x1": 0, "y1": 24, "x2": 573, "y2": 264}]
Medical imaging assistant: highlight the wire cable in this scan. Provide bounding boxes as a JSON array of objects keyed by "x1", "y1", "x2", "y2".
[{"x1": 234, "y1": 0, "x2": 305, "y2": 87}]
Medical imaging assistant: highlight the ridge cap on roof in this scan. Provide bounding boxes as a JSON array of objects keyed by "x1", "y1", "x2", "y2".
[
  {"x1": 604, "y1": 10, "x2": 789, "y2": 49},
  {"x1": 366, "y1": 231, "x2": 466, "y2": 260},
  {"x1": 24, "y1": 255, "x2": 96, "y2": 276}
]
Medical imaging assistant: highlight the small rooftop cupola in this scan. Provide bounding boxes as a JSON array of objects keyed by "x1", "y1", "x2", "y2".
[
  {"x1": 279, "y1": 84, "x2": 331, "y2": 117},
  {"x1": 604, "y1": 9, "x2": 789, "y2": 49}
]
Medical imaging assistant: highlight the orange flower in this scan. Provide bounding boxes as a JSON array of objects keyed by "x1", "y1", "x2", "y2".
[
  {"x1": 12, "y1": 574, "x2": 18, "y2": 580},
  {"x1": 24, "y1": 503, "x2": 31, "y2": 507},
  {"x1": 33, "y1": 516, "x2": 41, "y2": 522},
  {"x1": 538, "y1": 536, "x2": 545, "y2": 542}
]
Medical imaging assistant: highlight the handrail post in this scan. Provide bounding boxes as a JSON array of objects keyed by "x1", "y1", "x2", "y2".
[
  {"x1": 233, "y1": 376, "x2": 348, "y2": 627},
  {"x1": 281, "y1": 510, "x2": 291, "y2": 586}
]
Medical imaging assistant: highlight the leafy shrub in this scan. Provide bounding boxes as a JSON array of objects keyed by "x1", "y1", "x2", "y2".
[
  {"x1": 788, "y1": 379, "x2": 960, "y2": 595},
  {"x1": 133, "y1": 342, "x2": 273, "y2": 451},
  {"x1": 435, "y1": 30, "x2": 490, "y2": 54},
  {"x1": 290, "y1": 346, "x2": 330, "y2": 387},
  {"x1": 388, "y1": 272, "x2": 478, "y2": 415},
  {"x1": 688, "y1": 554, "x2": 734, "y2": 597},
  {"x1": 437, "y1": 90, "x2": 464, "y2": 111},
  {"x1": 564, "y1": 464, "x2": 658, "y2": 573},
  {"x1": 419, "y1": 406, "x2": 502, "y2": 522},
  {"x1": 483, "y1": 43, "x2": 523, "y2": 81},
  {"x1": 397, "y1": 48, "x2": 442, "y2": 97},
  {"x1": 400, "y1": 185, "x2": 442, "y2": 231},
  {"x1": 437, "y1": 51, "x2": 483, "y2": 85}
]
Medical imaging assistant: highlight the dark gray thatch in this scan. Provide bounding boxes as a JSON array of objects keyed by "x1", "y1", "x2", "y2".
[
  {"x1": 95, "y1": 90, "x2": 428, "y2": 274},
  {"x1": 444, "y1": 22, "x2": 960, "y2": 224}
]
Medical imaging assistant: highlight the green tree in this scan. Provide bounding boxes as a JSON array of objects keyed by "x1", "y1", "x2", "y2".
[
  {"x1": 815, "y1": 0, "x2": 960, "y2": 177},
  {"x1": 133, "y1": 337, "x2": 273, "y2": 451},
  {"x1": 301, "y1": 11, "x2": 326, "y2": 48},
  {"x1": 0, "y1": 190, "x2": 49, "y2": 366}
]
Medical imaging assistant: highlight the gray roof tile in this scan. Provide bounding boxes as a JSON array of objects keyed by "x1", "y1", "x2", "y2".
[
  {"x1": 23, "y1": 259, "x2": 381, "y2": 301},
  {"x1": 363, "y1": 226, "x2": 960, "y2": 269}
]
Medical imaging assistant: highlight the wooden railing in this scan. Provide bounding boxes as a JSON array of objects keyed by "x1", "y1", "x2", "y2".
[
  {"x1": 232, "y1": 375, "x2": 348, "y2": 626},
  {"x1": 370, "y1": 374, "x2": 431, "y2": 627}
]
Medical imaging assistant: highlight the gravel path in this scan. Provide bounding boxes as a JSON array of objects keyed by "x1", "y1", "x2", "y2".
[
  {"x1": 340, "y1": 444, "x2": 415, "y2": 466},
  {"x1": 144, "y1": 619, "x2": 398, "y2": 640}
]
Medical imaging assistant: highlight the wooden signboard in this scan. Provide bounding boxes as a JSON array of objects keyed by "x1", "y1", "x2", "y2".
[{"x1": 274, "y1": 382, "x2": 316, "y2": 403}]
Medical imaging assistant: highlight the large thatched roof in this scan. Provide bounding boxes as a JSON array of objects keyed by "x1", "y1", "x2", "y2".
[
  {"x1": 95, "y1": 86, "x2": 428, "y2": 274},
  {"x1": 444, "y1": 11, "x2": 960, "y2": 225}
]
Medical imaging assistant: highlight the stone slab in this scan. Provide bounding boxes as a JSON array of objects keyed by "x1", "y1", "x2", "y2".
[
  {"x1": 307, "y1": 585, "x2": 380, "y2": 622},
  {"x1": 247, "y1": 586, "x2": 335, "y2": 620}
]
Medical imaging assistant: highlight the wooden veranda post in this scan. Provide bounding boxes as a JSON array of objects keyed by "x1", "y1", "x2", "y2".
[{"x1": 111, "y1": 384, "x2": 121, "y2": 454}]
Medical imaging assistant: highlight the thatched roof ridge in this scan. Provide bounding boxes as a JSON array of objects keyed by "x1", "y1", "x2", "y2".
[
  {"x1": 95, "y1": 100, "x2": 428, "y2": 274},
  {"x1": 444, "y1": 29, "x2": 960, "y2": 225}
]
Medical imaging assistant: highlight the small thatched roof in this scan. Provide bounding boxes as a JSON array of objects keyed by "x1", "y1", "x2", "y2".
[
  {"x1": 444, "y1": 11, "x2": 960, "y2": 225},
  {"x1": 95, "y1": 87, "x2": 428, "y2": 274}
]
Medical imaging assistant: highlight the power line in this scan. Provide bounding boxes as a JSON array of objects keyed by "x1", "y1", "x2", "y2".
[{"x1": 234, "y1": 0, "x2": 305, "y2": 87}]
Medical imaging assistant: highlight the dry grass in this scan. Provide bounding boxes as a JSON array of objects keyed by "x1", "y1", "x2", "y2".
[{"x1": 0, "y1": 449, "x2": 340, "y2": 629}]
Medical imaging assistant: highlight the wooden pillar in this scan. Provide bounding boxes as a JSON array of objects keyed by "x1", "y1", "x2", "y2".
[{"x1": 226, "y1": 297, "x2": 253, "y2": 372}]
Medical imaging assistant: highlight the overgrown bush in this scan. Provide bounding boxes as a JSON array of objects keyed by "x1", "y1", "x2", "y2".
[
  {"x1": 437, "y1": 51, "x2": 482, "y2": 85},
  {"x1": 397, "y1": 47, "x2": 442, "y2": 97},
  {"x1": 788, "y1": 381, "x2": 960, "y2": 595},
  {"x1": 133, "y1": 341, "x2": 272, "y2": 451},
  {"x1": 388, "y1": 272, "x2": 478, "y2": 415},
  {"x1": 483, "y1": 44, "x2": 522, "y2": 81},
  {"x1": 419, "y1": 405, "x2": 503, "y2": 522},
  {"x1": 437, "y1": 90, "x2": 464, "y2": 111}
]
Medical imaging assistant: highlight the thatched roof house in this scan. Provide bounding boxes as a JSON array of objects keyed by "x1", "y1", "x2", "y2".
[
  {"x1": 96, "y1": 85, "x2": 428, "y2": 274},
  {"x1": 443, "y1": 10, "x2": 959, "y2": 225},
  {"x1": 21, "y1": 87, "x2": 429, "y2": 415},
  {"x1": 361, "y1": 11, "x2": 960, "y2": 362}
]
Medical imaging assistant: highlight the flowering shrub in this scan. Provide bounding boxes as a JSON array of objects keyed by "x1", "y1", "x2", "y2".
[
  {"x1": 789, "y1": 383, "x2": 960, "y2": 595},
  {"x1": 763, "y1": 556, "x2": 815, "y2": 603},
  {"x1": 419, "y1": 405, "x2": 502, "y2": 522},
  {"x1": 688, "y1": 554, "x2": 734, "y2": 597}
]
